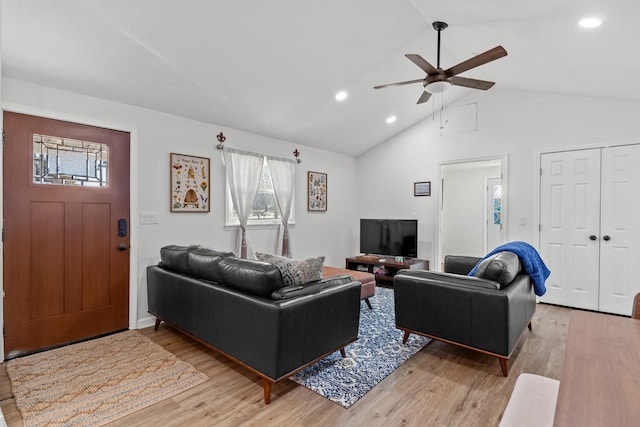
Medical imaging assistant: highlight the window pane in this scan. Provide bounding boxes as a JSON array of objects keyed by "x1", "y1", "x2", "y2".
[
  {"x1": 33, "y1": 134, "x2": 108, "y2": 187},
  {"x1": 229, "y1": 160, "x2": 280, "y2": 221},
  {"x1": 252, "y1": 191, "x2": 279, "y2": 220}
]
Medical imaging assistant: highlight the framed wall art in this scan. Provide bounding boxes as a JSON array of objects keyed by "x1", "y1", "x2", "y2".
[
  {"x1": 170, "y1": 153, "x2": 210, "y2": 212},
  {"x1": 414, "y1": 181, "x2": 431, "y2": 197},
  {"x1": 308, "y1": 171, "x2": 327, "y2": 211}
]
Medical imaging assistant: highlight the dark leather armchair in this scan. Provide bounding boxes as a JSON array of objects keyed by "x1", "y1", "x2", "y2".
[{"x1": 394, "y1": 252, "x2": 536, "y2": 376}]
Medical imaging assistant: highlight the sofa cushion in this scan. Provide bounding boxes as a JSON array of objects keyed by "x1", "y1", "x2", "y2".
[
  {"x1": 159, "y1": 244, "x2": 200, "y2": 275},
  {"x1": 255, "y1": 252, "x2": 325, "y2": 287},
  {"x1": 188, "y1": 248, "x2": 234, "y2": 283},
  {"x1": 472, "y1": 251, "x2": 521, "y2": 288},
  {"x1": 218, "y1": 257, "x2": 285, "y2": 298}
]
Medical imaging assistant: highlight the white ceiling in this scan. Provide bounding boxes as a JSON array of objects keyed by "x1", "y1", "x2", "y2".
[{"x1": 2, "y1": 0, "x2": 639, "y2": 157}]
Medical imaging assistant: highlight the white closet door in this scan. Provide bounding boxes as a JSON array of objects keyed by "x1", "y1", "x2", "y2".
[
  {"x1": 599, "y1": 144, "x2": 640, "y2": 315},
  {"x1": 539, "y1": 149, "x2": 601, "y2": 310}
]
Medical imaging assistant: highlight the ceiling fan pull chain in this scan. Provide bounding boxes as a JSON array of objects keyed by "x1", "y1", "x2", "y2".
[
  {"x1": 432, "y1": 92, "x2": 436, "y2": 119},
  {"x1": 438, "y1": 90, "x2": 443, "y2": 129}
]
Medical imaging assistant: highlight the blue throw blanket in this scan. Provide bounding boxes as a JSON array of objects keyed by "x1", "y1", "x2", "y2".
[{"x1": 468, "y1": 241, "x2": 550, "y2": 296}]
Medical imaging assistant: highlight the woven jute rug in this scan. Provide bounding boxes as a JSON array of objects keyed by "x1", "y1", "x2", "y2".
[{"x1": 7, "y1": 330, "x2": 208, "y2": 427}]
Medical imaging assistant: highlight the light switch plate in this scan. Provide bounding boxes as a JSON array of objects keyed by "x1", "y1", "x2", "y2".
[{"x1": 140, "y1": 211, "x2": 159, "y2": 224}]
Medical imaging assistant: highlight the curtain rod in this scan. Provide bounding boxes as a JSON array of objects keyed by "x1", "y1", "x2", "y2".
[{"x1": 216, "y1": 131, "x2": 301, "y2": 163}]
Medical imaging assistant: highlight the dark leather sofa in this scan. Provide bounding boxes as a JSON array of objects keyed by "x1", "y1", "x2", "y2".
[
  {"x1": 147, "y1": 245, "x2": 361, "y2": 403},
  {"x1": 394, "y1": 252, "x2": 536, "y2": 376}
]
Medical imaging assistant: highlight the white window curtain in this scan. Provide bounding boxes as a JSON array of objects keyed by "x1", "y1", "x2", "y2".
[
  {"x1": 222, "y1": 148, "x2": 264, "y2": 259},
  {"x1": 266, "y1": 156, "x2": 296, "y2": 257}
]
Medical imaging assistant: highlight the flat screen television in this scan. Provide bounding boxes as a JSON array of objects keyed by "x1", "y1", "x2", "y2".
[{"x1": 360, "y1": 219, "x2": 418, "y2": 258}]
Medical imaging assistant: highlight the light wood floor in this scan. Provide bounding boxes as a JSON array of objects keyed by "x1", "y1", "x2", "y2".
[{"x1": 0, "y1": 302, "x2": 571, "y2": 427}]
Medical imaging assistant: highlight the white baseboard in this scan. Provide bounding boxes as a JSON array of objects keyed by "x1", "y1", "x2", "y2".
[{"x1": 136, "y1": 315, "x2": 156, "y2": 330}]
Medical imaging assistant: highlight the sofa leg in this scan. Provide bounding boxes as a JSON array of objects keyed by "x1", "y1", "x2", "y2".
[
  {"x1": 154, "y1": 318, "x2": 161, "y2": 331},
  {"x1": 364, "y1": 298, "x2": 373, "y2": 310},
  {"x1": 263, "y1": 379, "x2": 272, "y2": 404},
  {"x1": 340, "y1": 348, "x2": 347, "y2": 358},
  {"x1": 402, "y1": 330, "x2": 411, "y2": 344},
  {"x1": 499, "y1": 358, "x2": 509, "y2": 377},
  {"x1": 528, "y1": 321, "x2": 533, "y2": 331}
]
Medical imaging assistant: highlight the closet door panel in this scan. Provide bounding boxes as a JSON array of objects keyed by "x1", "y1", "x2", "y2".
[
  {"x1": 539, "y1": 149, "x2": 601, "y2": 310},
  {"x1": 599, "y1": 144, "x2": 640, "y2": 315}
]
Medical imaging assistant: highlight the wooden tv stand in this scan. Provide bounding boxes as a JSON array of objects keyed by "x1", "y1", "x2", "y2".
[{"x1": 345, "y1": 255, "x2": 429, "y2": 287}]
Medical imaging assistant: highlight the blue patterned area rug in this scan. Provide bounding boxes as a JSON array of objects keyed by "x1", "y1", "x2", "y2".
[{"x1": 290, "y1": 286, "x2": 431, "y2": 408}]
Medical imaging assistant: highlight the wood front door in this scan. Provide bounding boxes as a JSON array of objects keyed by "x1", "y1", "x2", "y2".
[{"x1": 3, "y1": 112, "x2": 130, "y2": 359}]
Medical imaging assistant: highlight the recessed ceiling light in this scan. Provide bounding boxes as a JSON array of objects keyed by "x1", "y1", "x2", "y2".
[
  {"x1": 386, "y1": 116, "x2": 397, "y2": 124},
  {"x1": 579, "y1": 17, "x2": 602, "y2": 28},
  {"x1": 335, "y1": 91, "x2": 348, "y2": 101}
]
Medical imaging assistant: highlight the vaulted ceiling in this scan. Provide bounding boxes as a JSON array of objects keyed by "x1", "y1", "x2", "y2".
[{"x1": 2, "y1": 0, "x2": 638, "y2": 157}]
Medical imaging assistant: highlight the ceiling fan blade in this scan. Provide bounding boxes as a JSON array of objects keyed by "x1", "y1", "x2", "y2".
[
  {"x1": 405, "y1": 54, "x2": 439, "y2": 76},
  {"x1": 417, "y1": 91, "x2": 432, "y2": 104},
  {"x1": 449, "y1": 76, "x2": 496, "y2": 90},
  {"x1": 444, "y1": 46, "x2": 507, "y2": 77},
  {"x1": 374, "y1": 79, "x2": 424, "y2": 89}
]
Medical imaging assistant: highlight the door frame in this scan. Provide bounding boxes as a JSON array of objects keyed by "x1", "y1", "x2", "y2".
[
  {"x1": 0, "y1": 103, "x2": 139, "y2": 361},
  {"x1": 436, "y1": 154, "x2": 508, "y2": 271}
]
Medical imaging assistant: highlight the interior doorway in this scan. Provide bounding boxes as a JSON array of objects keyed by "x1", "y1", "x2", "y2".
[
  {"x1": 2, "y1": 112, "x2": 131, "y2": 359},
  {"x1": 438, "y1": 157, "x2": 506, "y2": 270}
]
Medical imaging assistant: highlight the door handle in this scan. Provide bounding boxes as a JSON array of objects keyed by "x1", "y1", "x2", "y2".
[
  {"x1": 603, "y1": 235, "x2": 611, "y2": 241},
  {"x1": 118, "y1": 243, "x2": 129, "y2": 251},
  {"x1": 589, "y1": 235, "x2": 597, "y2": 241}
]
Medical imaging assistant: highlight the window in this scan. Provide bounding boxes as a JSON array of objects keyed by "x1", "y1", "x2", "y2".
[
  {"x1": 33, "y1": 134, "x2": 108, "y2": 187},
  {"x1": 225, "y1": 157, "x2": 295, "y2": 226}
]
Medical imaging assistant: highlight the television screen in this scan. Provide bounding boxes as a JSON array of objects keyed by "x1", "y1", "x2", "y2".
[{"x1": 360, "y1": 219, "x2": 418, "y2": 258}]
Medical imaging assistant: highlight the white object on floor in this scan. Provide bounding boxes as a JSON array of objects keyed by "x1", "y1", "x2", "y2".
[
  {"x1": 0, "y1": 406, "x2": 7, "y2": 427},
  {"x1": 499, "y1": 373, "x2": 560, "y2": 427}
]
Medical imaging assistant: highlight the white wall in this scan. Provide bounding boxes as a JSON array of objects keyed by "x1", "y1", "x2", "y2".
[
  {"x1": 357, "y1": 88, "x2": 640, "y2": 265},
  {"x1": 441, "y1": 164, "x2": 501, "y2": 257},
  {"x1": 1, "y1": 77, "x2": 358, "y2": 329}
]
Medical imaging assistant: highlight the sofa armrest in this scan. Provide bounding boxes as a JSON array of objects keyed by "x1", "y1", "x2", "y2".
[
  {"x1": 395, "y1": 269, "x2": 501, "y2": 289},
  {"x1": 272, "y1": 281, "x2": 361, "y2": 377},
  {"x1": 271, "y1": 275, "x2": 355, "y2": 300}
]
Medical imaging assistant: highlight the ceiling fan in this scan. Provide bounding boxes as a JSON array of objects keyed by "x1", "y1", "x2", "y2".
[{"x1": 374, "y1": 21, "x2": 508, "y2": 104}]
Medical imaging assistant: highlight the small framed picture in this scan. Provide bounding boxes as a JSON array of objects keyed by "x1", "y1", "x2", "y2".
[
  {"x1": 308, "y1": 171, "x2": 327, "y2": 211},
  {"x1": 170, "y1": 153, "x2": 210, "y2": 212},
  {"x1": 414, "y1": 181, "x2": 431, "y2": 197}
]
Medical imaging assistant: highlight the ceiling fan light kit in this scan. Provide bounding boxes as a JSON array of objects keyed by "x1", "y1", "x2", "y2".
[
  {"x1": 374, "y1": 21, "x2": 507, "y2": 104},
  {"x1": 425, "y1": 80, "x2": 451, "y2": 94}
]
